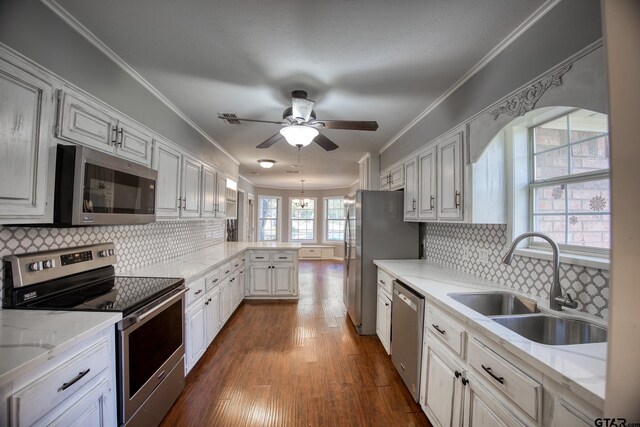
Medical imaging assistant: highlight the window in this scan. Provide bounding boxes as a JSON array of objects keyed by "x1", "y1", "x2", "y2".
[
  {"x1": 258, "y1": 196, "x2": 281, "y2": 241},
  {"x1": 530, "y1": 109, "x2": 610, "y2": 252},
  {"x1": 324, "y1": 197, "x2": 345, "y2": 242},
  {"x1": 290, "y1": 197, "x2": 316, "y2": 241}
]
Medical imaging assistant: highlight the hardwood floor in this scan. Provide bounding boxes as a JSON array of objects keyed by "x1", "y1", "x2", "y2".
[{"x1": 161, "y1": 260, "x2": 431, "y2": 426}]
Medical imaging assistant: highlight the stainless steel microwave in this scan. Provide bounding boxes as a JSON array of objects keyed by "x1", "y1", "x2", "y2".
[{"x1": 53, "y1": 144, "x2": 157, "y2": 226}]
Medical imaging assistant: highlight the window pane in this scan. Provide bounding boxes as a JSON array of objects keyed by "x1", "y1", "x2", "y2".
[
  {"x1": 566, "y1": 179, "x2": 610, "y2": 214},
  {"x1": 568, "y1": 110, "x2": 608, "y2": 143},
  {"x1": 291, "y1": 198, "x2": 315, "y2": 240},
  {"x1": 533, "y1": 116, "x2": 568, "y2": 153},
  {"x1": 258, "y1": 197, "x2": 279, "y2": 241},
  {"x1": 533, "y1": 185, "x2": 566, "y2": 214},
  {"x1": 567, "y1": 214, "x2": 610, "y2": 248},
  {"x1": 534, "y1": 147, "x2": 569, "y2": 180},
  {"x1": 569, "y1": 137, "x2": 610, "y2": 175},
  {"x1": 533, "y1": 215, "x2": 566, "y2": 245}
]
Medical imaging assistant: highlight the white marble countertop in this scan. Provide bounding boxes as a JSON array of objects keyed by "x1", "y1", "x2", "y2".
[
  {"x1": 374, "y1": 259, "x2": 606, "y2": 410},
  {"x1": 0, "y1": 310, "x2": 121, "y2": 386},
  {"x1": 125, "y1": 242, "x2": 301, "y2": 284}
]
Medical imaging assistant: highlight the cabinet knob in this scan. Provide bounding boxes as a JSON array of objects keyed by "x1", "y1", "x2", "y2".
[{"x1": 454, "y1": 370, "x2": 461, "y2": 378}]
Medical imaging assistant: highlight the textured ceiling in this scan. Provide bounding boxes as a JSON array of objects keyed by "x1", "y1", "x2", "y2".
[{"x1": 55, "y1": 0, "x2": 546, "y2": 189}]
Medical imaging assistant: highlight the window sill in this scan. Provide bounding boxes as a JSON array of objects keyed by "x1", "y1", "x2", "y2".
[{"x1": 513, "y1": 248, "x2": 609, "y2": 270}]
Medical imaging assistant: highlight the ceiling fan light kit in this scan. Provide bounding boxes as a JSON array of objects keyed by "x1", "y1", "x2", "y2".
[
  {"x1": 257, "y1": 159, "x2": 276, "y2": 169},
  {"x1": 279, "y1": 125, "x2": 318, "y2": 148}
]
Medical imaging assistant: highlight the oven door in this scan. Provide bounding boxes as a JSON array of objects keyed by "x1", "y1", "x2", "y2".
[
  {"x1": 71, "y1": 145, "x2": 157, "y2": 225},
  {"x1": 118, "y1": 289, "x2": 185, "y2": 424}
]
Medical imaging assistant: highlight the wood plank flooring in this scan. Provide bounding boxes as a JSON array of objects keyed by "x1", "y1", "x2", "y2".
[{"x1": 161, "y1": 260, "x2": 431, "y2": 426}]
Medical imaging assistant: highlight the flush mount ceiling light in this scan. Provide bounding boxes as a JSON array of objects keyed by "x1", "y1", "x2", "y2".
[
  {"x1": 257, "y1": 159, "x2": 276, "y2": 169},
  {"x1": 279, "y1": 125, "x2": 319, "y2": 148}
]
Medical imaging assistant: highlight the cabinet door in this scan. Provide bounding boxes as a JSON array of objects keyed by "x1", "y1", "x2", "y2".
[
  {"x1": 222, "y1": 281, "x2": 233, "y2": 322},
  {"x1": 151, "y1": 139, "x2": 182, "y2": 219},
  {"x1": 359, "y1": 157, "x2": 369, "y2": 190},
  {"x1": 389, "y1": 165, "x2": 405, "y2": 190},
  {"x1": 404, "y1": 157, "x2": 418, "y2": 220},
  {"x1": 216, "y1": 175, "x2": 227, "y2": 218},
  {"x1": 42, "y1": 374, "x2": 116, "y2": 427},
  {"x1": 57, "y1": 91, "x2": 117, "y2": 153},
  {"x1": 418, "y1": 147, "x2": 437, "y2": 220},
  {"x1": 380, "y1": 174, "x2": 390, "y2": 191},
  {"x1": 201, "y1": 165, "x2": 217, "y2": 218},
  {"x1": 249, "y1": 264, "x2": 271, "y2": 295},
  {"x1": 550, "y1": 399, "x2": 591, "y2": 427},
  {"x1": 423, "y1": 346, "x2": 463, "y2": 427},
  {"x1": 115, "y1": 117, "x2": 152, "y2": 166},
  {"x1": 376, "y1": 289, "x2": 389, "y2": 352},
  {"x1": 181, "y1": 155, "x2": 202, "y2": 217},
  {"x1": 272, "y1": 264, "x2": 294, "y2": 295},
  {"x1": 0, "y1": 58, "x2": 55, "y2": 222},
  {"x1": 438, "y1": 134, "x2": 463, "y2": 220},
  {"x1": 185, "y1": 300, "x2": 207, "y2": 372},
  {"x1": 205, "y1": 290, "x2": 220, "y2": 346},
  {"x1": 463, "y1": 374, "x2": 525, "y2": 427}
]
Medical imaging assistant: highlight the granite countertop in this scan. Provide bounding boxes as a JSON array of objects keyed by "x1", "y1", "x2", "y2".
[
  {"x1": 373, "y1": 259, "x2": 606, "y2": 410},
  {"x1": 0, "y1": 310, "x2": 121, "y2": 387},
  {"x1": 125, "y1": 242, "x2": 301, "y2": 284}
]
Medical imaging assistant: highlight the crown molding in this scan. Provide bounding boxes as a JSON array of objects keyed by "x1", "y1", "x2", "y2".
[
  {"x1": 40, "y1": 0, "x2": 240, "y2": 166},
  {"x1": 379, "y1": 0, "x2": 562, "y2": 154},
  {"x1": 238, "y1": 174, "x2": 255, "y2": 186}
]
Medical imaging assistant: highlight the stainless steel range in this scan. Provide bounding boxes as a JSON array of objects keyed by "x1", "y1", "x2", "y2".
[{"x1": 3, "y1": 243, "x2": 186, "y2": 427}]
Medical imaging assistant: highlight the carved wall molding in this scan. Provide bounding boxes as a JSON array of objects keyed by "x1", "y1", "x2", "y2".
[{"x1": 488, "y1": 64, "x2": 572, "y2": 120}]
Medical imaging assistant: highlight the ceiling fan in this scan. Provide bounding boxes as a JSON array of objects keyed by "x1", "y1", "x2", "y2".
[{"x1": 218, "y1": 90, "x2": 378, "y2": 151}]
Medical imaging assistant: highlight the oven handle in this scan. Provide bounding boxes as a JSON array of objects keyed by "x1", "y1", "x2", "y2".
[{"x1": 133, "y1": 288, "x2": 185, "y2": 325}]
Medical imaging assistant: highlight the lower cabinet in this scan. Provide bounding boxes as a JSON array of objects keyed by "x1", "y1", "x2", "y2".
[
  {"x1": 422, "y1": 344, "x2": 464, "y2": 427},
  {"x1": 205, "y1": 287, "x2": 220, "y2": 346},
  {"x1": 376, "y1": 288, "x2": 392, "y2": 354},
  {"x1": 185, "y1": 296, "x2": 207, "y2": 373},
  {"x1": 246, "y1": 251, "x2": 298, "y2": 298}
]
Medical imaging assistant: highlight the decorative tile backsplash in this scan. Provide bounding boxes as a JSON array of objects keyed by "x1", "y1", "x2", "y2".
[
  {"x1": 0, "y1": 220, "x2": 225, "y2": 302},
  {"x1": 421, "y1": 223, "x2": 609, "y2": 318}
]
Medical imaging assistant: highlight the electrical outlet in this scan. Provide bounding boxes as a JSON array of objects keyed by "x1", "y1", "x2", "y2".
[
  {"x1": 477, "y1": 249, "x2": 489, "y2": 264},
  {"x1": 461, "y1": 246, "x2": 470, "y2": 261}
]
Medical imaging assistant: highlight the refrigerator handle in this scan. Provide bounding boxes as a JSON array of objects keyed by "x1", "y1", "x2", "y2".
[{"x1": 344, "y1": 212, "x2": 350, "y2": 273}]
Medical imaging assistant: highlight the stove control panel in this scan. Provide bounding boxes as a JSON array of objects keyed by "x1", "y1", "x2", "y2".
[{"x1": 4, "y1": 243, "x2": 117, "y2": 288}]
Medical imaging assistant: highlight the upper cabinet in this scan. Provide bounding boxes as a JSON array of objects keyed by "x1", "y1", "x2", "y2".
[
  {"x1": 202, "y1": 164, "x2": 217, "y2": 218},
  {"x1": 225, "y1": 180, "x2": 237, "y2": 219},
  {"x1": 57, "y1": 90, "x2": 152, "y2": 166},
  {"x1": 152, "y1": 138, "x2": 183, "y2": 219},
  {"x1": 403, "y1": 157, "x2": 418, "y2": 220},
  {"x1": 436, "y1": 134, "x2": 464, "y2": 221},
  {"x1": 417, "y1": 147, "x2": 437, "y2": 221},
  {"x1": 380, "y1": 163, "x2": 404, "y2": 191},
  {"x1": 357, "y1": 153, "x2": 380, "y2": 191},
  {"x1": 216, "y1": 175, "x2": 227, "y2": 218},
  {"x1": 0, "y1": 53, "x2": 56, "y2": 224},
  {"x1": 181, "y1": 154, "x2": 203, "y2": 218}
]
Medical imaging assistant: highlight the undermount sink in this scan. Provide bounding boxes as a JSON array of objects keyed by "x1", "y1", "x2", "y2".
[
  {"x1": 492, "y1": 314, "x2": 607, "y2": 345},
  {"x1": 448, "y1": 292, "x2": 539, "y2": 316}
]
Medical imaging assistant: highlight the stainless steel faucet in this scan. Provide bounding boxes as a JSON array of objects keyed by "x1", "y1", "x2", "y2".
[{"x1": 502, "y1": 232, "x2": 578, "y2": 311}]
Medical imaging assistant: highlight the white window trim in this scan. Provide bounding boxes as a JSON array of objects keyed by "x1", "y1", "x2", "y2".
[
  {"x1": 322, "y1": 196, "x2": 346, "y2": 244},
  {"x1": 289, "y1": 196, "x2": 317, "y2": 243},
  {"x1": 505, "y1": 107, "x2": 610, "y2": 270},
  {"x1": 257, "y1": 195, "x2": 282, "y2": 242}
]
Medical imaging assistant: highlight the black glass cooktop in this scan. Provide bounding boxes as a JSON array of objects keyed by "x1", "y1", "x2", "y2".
[{"x1": 10, "y1": 269, "x2": 184, "y2": 316}]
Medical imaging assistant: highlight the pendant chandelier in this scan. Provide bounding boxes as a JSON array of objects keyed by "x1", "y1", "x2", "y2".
[{"x1": 294, "y1": 180, "x2": 311, "y2": 209}]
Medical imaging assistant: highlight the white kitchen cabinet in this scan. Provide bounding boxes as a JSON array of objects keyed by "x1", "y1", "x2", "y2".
[
  {"x1": 437, "y1": 134, "x2": 464, "y2": 220},
  {"x1": 185, "y1": 297, "x2": 207, "y2": 373},
  {"x1": 0, "y1": 54, "x2": 56, "y2": 224},
  {"x1": 376, "y1": 288, "x2": 392, "y2": 354},
  {"x1": 181, "y1": 155, "x2": 202, "y2": 218},
  {"x1": 204, "y1": 287, "x2": 220, "y2": 346},
  {"x1": 57, "y1": 90, "x2": 152, "y2": 166},
  {"x1": 422, "y1": 344, "x2": 464, "y2": 427},
  {"x1": 380, "y1": 164, "x2": 405, "y2": 191},
  {"x1": 226, "y1": 180, "x2": 237, "y2": 219},
  {"x1": 463, "y1": 373, "x2": 525, "y2": 427},
  {"x1": 246, "y1": 251, "x2": 298, "y2": 298},
  {"x1": 202, "y1": 164, "x2": 217, "y2": 218},
  {"x1": 221, "y1": 278, "x2": 233, "y2": 323},
  {"x1": 404, "y1": 157, "x2": 418, "y2": 220},
  {"x1": 550, "y1": 399, "x2": 592, "y2": 427},
  {"x1": 152, "y1": 138, "x2": 182, "y2": 219},
  {"x1": 216, "y1": 175, "x2": 227, "y2": 218},
  {"x1": 418, "y1": 147, "x2": 437, "y2": 221}
]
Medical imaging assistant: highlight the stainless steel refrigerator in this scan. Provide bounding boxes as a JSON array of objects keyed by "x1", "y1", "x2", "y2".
[{"x1": 343, "y1": 190, "x2": 419, "y2": 335}]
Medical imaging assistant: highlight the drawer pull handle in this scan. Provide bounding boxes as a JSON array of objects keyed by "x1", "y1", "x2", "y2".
[
  {"x1": 432, "y1": 324, "x2": 446, "y2": 335},
  {"x1": 279, "y1": 257, "x2": 287, "y2": 259},
  {"x1": 255, "y1": 257, "x2": 264, "y2": 259},
  {"x1": 481, "y1": 365, "x2": 504, "y2": 384},
  {"x1": 194, "y1": 289, "x2": 203, "y2": 295},
  {"x1": 213, "y1": 279, "x2": 218, "y2": 282},
  {"x1": 235, "y1": 264, "x2": 239, "y2": 267},
  {"x1": 225, "y1": 270, "x2": 230, "y2": 274},
  {"x1": 380, "y1": 279, "x2": 386, "y2": 284},
  {"x1": 60, "y1": 368, "x2": 91, "y2": 391}
]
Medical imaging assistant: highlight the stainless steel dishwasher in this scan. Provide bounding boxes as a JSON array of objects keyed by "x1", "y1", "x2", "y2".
[{"x1": 391, "y1": 280, "x2": 425, "y2": 402}]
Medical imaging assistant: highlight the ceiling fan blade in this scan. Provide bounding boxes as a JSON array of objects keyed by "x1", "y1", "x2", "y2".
[
  {"x1": 313, "y1": 120, "x2": 379, "y2": 131},
  {"x1": 292, "y1": 98, "x2": 315, "y2": 122},
  {"x1": 256, "y1": 132, "x2": 284, "y2": 149},
  {"x1": 217, "y1": 114, "x2": 284, "y2": 125},
  {"x1": 313, "y1": 133, "x2": 339, "y2": 151}
]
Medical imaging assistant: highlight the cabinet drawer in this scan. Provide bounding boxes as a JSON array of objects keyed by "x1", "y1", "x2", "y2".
[
  {"x1": 426, "y1": 306, "x2": 466, "y2": 358},
  {"x1": 220, "y1": 262, "x2": 233, "y2": 278},
  {"x1": 230, "y1": 257, "x2": 243, "y2": 272},
  {"x1": 300, "y1": 248, "x2": 321, "y2": 258},
  {"x1": 273, "y1": 252, "x2": 294, "y2": 262},
  {"x1": 186, "y1": 278, "x2": 206, "y2": 305},
  {"x1": 377, "y1": 268, "x2": 394, "y2": 296},
  {"x1": 468, "y1": 338, "x2": 541, "y2": 421},
  {"x1": 206, "y1": 269, "x2": 221, "y2": 292},
  {"x1": 249, "y1": 252, "x2": 271, "y2": 262},
  {"x1": 11, "y1": 337, "x2": 110, "y2": 427}
]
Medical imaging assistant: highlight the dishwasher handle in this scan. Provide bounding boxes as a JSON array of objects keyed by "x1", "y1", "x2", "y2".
[{"x1": 393, "y1": 285, "x2": 419, "y2": 311}]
